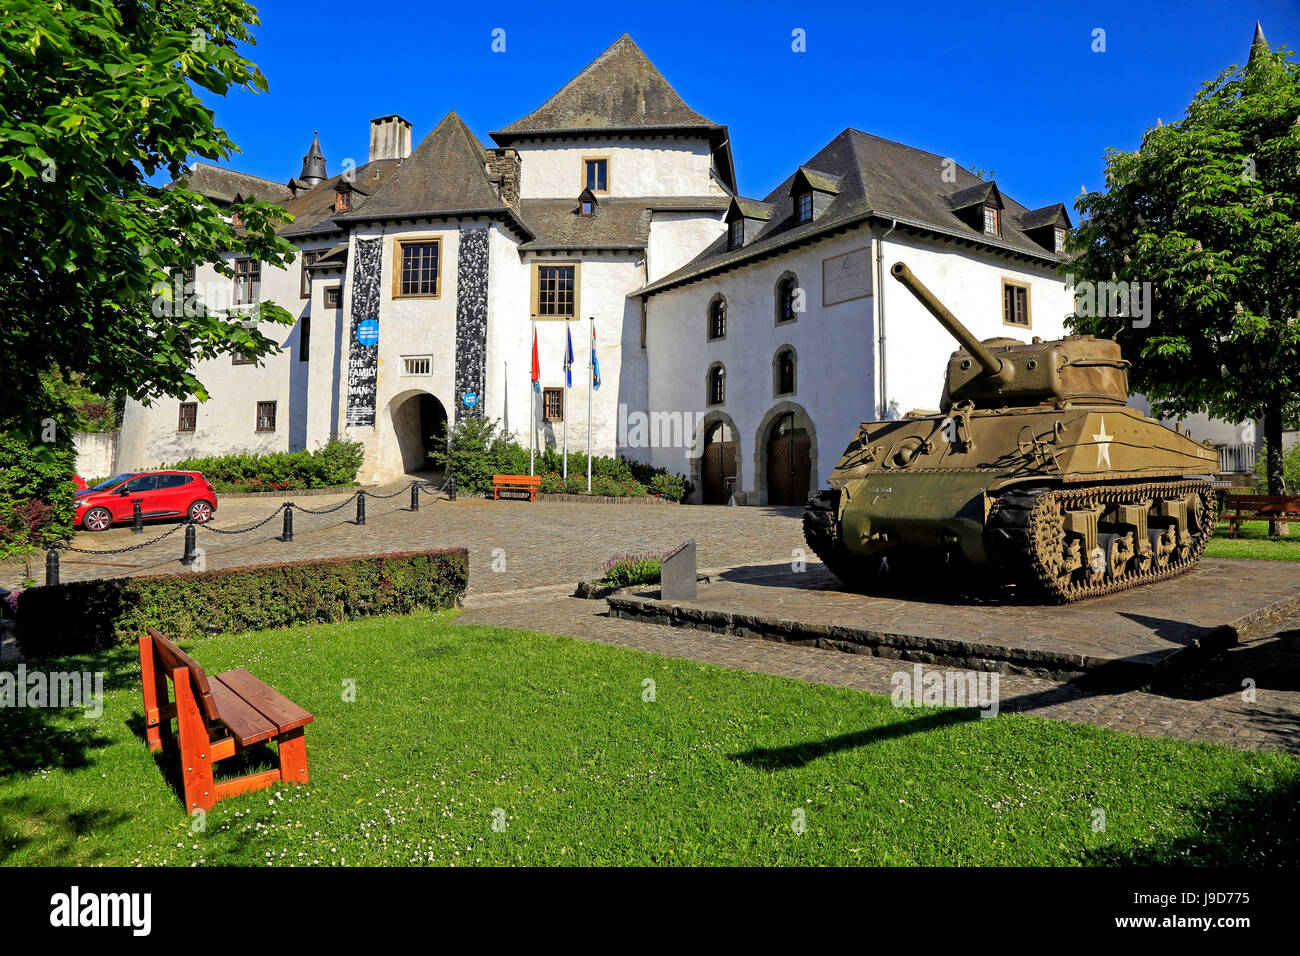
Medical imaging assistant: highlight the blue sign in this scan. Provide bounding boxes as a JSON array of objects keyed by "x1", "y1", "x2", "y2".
[
  {"x1": 463, "y1": 392, "x2": 478, "y2": 408},
  {"x1": 355, "y1": 319, "x2": 379, "y2": 346}
]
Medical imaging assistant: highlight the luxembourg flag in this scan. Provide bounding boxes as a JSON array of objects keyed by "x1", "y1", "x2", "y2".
[
  {"x1": 563, "y1": 326, "x2": 574, "y2": 388},
  {"x1": 530, "y1": 326, "x2": 540, "y2": 394},
  {"x1": 591, "y1": 326, "x2": 601, "y2": 391}
]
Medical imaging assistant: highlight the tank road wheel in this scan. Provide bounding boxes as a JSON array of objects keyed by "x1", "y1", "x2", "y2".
[
  {"x1": 1097, "y1": 531, "x2": 1135, "y2": 580},
  {"x1": 803, "y1": 490, "x2": 888, "y2": 590}
]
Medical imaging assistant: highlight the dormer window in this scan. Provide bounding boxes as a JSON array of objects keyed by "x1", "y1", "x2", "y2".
[
  {"x1": 796, "y1": 192, "x2": 813, "y2": 224},
  {"x1": 1054, "y1": 227, "x2": 1066, "y2": 253},
  {"x1": 230, "y1": 211, "x2": 242, "y2": 227},
  {"x1": 337, "y1": 188, "x2": 351, "y2": 213},
  {"x1": 983, "y1": 206, "x2": 999, "y2": 235},
  {"x1": 728, "y1": 219, "x2": 744, "y2": 250},
  {"x1": 580, "y1": 200, "x2": 594, "y2": 217}
]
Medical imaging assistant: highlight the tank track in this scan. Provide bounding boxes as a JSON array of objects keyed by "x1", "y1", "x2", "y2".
[
  {"x1": 803, "y1": 489, "x2": 889, "y2": 584},
  {"x1": 985, "y1": 480, "x2": 1218, "y2": 604}
]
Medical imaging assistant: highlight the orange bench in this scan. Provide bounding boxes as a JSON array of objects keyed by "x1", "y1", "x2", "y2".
[
  {"x1": 492, "y1": 474, "x2": 541, "y2": 501},
  {"x1": 1224, "y1": 494, "x2": 1300, "y2": 537},
  {"x1": 138, "y1": 627, "x2": 313, "y2": 812}
]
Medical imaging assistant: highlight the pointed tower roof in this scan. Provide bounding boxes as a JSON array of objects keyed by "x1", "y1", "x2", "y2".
[
  {"x1": 489, "y1": 34, "x2": 735, "y2": 190},
  {"x1": 1248, "y1": 21, "x2": 1269, "y2": 64},
  {"x1": 333, "y1": 111, "x2": 532, "y2": 238},
  {"x1": 300, "y1": 132, "x2": 327, "y2": 185}
]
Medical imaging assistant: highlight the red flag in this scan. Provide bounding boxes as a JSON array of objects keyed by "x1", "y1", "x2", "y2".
[{"x1": 530, "y1": 326, "x2": 540, "y2": 393}]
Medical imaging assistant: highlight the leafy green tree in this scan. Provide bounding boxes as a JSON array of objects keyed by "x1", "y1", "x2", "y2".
[
  {"x1": 1067, "y1": 30, "x2": 1300, "y2": 527},
  {"x1": 0, "y1": 0, "x2": 296, "y2": 428}
]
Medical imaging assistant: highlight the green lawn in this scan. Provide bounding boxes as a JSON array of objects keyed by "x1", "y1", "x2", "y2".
[
  {"x1": 1206, "y1": 520, "x2": 1300, "y2": 562},
  {"x1": 1, "y1": 611, "x2": 1296, "y2": 866}
]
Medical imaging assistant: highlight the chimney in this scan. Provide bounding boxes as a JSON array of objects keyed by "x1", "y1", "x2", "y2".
[
  {"x1": 486, "y1": 147, "x2": 521, "y2": 208},
  {"x1": 369, "y1": 115, "x2": 412, "y2": 163}
]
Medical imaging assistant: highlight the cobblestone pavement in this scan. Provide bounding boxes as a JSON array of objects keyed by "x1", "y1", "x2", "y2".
[
  {"x1": 0, "y1": 488, "x2": 806, "y2": 594},
  {"x1": 458, "y1": 596, "x2": 1300, "y2": 756}
]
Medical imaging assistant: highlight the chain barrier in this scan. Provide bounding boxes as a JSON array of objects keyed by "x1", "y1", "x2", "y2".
[
  {"x1": 194, "y1": 504, "x2": 288, "y2": 535},
  {"x1": 290, "y1": 495, "x2": 360, "y2": 515},
  {"x1": 56, "y1": 520, "x2": 189, "y2": 554}
]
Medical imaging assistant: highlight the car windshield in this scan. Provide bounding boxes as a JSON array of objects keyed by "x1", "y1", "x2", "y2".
[{"x1": 90, "y1": 473, "x2": 135, "y2": 492}]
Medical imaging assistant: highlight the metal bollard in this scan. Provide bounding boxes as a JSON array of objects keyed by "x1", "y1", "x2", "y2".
[
  {"x1": 410, "y1": 482, "x2": 419, "y2": 512},
  {"x1": 282, "y1": 503, "x2": 294, "y2": 542},
  {"x1": 356, "y1": 490, "x2": 366, "y2": 525},
  {"x1": 448, "y1": 474, "x2": 456, "y2": 502},
  {"x1": 181, "y1": 523, "x2": 197, "y2": 566},
  {"x1": 132, "y1": 500, "x2": 143, "y2": 534},
  {"x1": 45, "y1": 548, "x2": 59, "y2": 586}
]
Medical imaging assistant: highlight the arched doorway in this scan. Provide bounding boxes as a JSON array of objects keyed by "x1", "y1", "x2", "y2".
[
  {"x1": 765, "y1": 410, "x2": 812, "y2": 506},
  {"x1": 701, "y1": 419, "x2": 738, "y2": 504},
  {"x1": 391, "y1": 391, "x2": 448, "y2": 474}
]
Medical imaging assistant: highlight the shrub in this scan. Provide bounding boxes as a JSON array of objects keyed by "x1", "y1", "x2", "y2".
[
  {"x1": 539, "y1": 472, "x2": 564, "y2": 494},
  {"x1": 1254, "y1": 442, "x2": 1300, "y2": 493},
  {"x1": 0, "y1": 430, "x2": 78, "y2": 558},
  {"x1": 649, "y1": 473, "x2": 687, "y2": 502},
  {"x1": 165, "y1": 438, "x2": 364, "y2": 493},
  {"x1": 601, "y1": 552, "x2": 665, "y2": 587},
  {"x1": 14, "y1": 548, "x2": 468, "y2": 657},
  {"x1": 430, "y1": 415, "x2": 518, "y2": 496}
]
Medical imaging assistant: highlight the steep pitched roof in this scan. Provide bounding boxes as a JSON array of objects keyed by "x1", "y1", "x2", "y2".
[
  {"x1": 172, "y1": 163, "x2": 292, "y2": 205},
  {"x1": 277, "y1": 159, "x2": 404, "y2": 239},
  {"x1": 333, "y1": 111, "x2": 532, "y2": 238},
  {"x1": 517, "y1": 196, "x2": 729, "y2": 251},
  {"x1": 489, "y1": 34, "x2": 736, "y2": 191},
  {"x1": 493, "y1": 34, "x2": 719, "y2": 137},
  {"x1": 637, "y1": 128, "x2": 1070, "y2": 296}
]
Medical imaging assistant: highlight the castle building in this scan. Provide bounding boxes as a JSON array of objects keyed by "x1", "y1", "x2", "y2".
[{"x1": 117, "y1": 34, "x2": 1077, "y2": 503}]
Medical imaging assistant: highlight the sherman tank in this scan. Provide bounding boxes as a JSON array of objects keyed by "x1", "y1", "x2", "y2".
[{"x1": 803, "y1": 261, "x2": 1220, "y2": 603}]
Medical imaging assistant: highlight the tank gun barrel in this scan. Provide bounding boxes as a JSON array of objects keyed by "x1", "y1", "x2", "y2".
[{"x1": 890, "y1": 262, "x2": 1012, "y2": 386}]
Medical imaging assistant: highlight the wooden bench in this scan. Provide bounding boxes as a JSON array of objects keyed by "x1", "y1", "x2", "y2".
[
  {"x1": 492, "y1": 474, "x2": 541, "y2": 501},
  {"x1": 138, "y1": 627, "x2": 313, "y2": 813},
  {"x1": 1224, "y1": 495, "x2": 1300, "y2": 537}
]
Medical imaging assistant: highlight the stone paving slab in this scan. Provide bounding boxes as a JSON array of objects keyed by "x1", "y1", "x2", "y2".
[
  {"x1": 607, "y1": 560, "x2": 1300, "y2": 687},
  {"x1": 457, "y1": 596, "x2": 1300, "y2": 755}
]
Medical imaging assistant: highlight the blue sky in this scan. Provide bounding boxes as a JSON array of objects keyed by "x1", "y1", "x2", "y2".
[{"x1": 201, "y1": 0, "x2": 1298, "y2": 212}]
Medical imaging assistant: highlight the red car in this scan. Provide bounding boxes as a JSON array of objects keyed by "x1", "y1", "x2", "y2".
[{"x1": 75, "y1": 471, "x2": 218, "y2": 531}]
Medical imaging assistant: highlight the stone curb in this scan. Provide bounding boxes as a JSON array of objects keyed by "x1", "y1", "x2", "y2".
[{"x1": 605, "y1": 587, "x2": 1300, "y2": 689}]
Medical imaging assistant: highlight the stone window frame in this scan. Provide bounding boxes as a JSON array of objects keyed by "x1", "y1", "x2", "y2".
[
  {"x1": 402, "y1": 355, "x2": 433, "y2": 376},
  {"x1": 543, "y1": 386, "x2": 565, "y2": 422},
  {"x1": 707, "y1": 293, "x2": 727, "y2": 342},
  {"x1": 300, "y1": 250, "x2": 321, "y2": 298},
  {"x1": 255, "y1": 400, "x2": 277, "y2": 433},
  {"x1": 233, "y1": 257, "x2": 260, "y2": 305},
  {"x1": 774, "y1": 271, "x2": 800, "y2": 325},
  {"x1": 392, "y1": 236, "x2": 443, "y2": 299},
  {"x1": 325, "y1": 286, "x2": 342, "y2": 308},
  {"x1": 530, "y1": 261, "x2": 581, "y2": 320},
  {"x1": 1002, "y1": 278, "x2": 1031, "y2": 328},
  {"x1": 583, "y1": 156, "x2": 610, "y2": 194},
  {"x1": 773, "y1": 345, "x2": 797, "y2": 397},
  {"x1": 707, "y1": 362, "x2": 726, "y2": 407}
]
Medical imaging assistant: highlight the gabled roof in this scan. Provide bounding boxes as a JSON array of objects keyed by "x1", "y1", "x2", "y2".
[
  {"x1": 1017, "y1": 203, "x2": 1071, "y2": 231},
  {"x1": 790, "y1": 167, "x2": 843, "y2": 196},
  {"x1": 172, "y1": 163, "x2": 292, "y2": 205},
  {"x1": 489, "y1": 34, "x2": 736, "y2": 191},
  {"x1": 636, "y1": 128, "x2": 1070, "y2": 297},
  {"x1": 728, "y1": 197, "x2": 775, "y2": 221},
  {"x1": 277, "y1": 159, "x2": 404, "y2": 239},
  {"x1": 333, "y1": 111, "x2": 533, "y2": 239},
  {"x1": 946, "y1": 180, "x2": 1003, "y2": 211},
  {"x1": 517, "y1": 195, "x2": 729, "y2": 251}
]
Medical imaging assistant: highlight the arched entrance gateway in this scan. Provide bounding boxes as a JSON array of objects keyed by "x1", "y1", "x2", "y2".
[
  {"x1": 690, "y1": 411, "x2": 741, "y2": 505},
  {"x1": 757, "y1": 403, "x2": 816, "y2": 507},
  {"x1": 390, "y1": 391, "x2": 448, "y2": 475}
]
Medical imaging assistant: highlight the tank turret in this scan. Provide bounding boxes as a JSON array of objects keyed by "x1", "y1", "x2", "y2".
[{"x1": 803, "y1": 262, "x2": 1220, "y2": 604}]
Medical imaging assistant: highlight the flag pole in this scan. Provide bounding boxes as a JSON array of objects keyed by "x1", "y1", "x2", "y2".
[
  {"x1": 562, "y1": 323, "x2": 568, "y2": 483},
  {"x1": 587, "y1": 316, "x2": 593, "y2": 492},
  {"x1": 529, "y1": 320, "x2": 535, "y2": 476}
]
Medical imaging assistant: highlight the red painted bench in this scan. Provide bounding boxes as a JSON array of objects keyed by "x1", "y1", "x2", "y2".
[
  {"x1": 492, "y1": 474, "x2": 541, "y2": 501},
  {"x1": 1224, "y1": 494, "x2": 1300, "y2": 537},
  {"x1": 138, "y1": 627, "x2": 313, "y2": 812}
]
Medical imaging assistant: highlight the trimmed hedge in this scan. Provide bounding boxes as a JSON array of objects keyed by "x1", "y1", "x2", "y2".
[
  {"x1": 15, "y1": 548, "x2": 468, "y2": 657},
  {"x1": 163, "y1": 438, "x2": 365, "y2": 494}
]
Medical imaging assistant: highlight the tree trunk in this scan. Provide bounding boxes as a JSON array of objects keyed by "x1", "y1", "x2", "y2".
[{"x1": 1264, "y1": 397, "x2": 1289, "y2": 536}]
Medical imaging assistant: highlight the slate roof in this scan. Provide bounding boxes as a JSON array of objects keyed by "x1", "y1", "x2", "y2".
[
  {"x1": 1017, "y1": 203, "x2": 1070, "y2": 231},
  {"x1": 636, "y1": 128, "x2": 1071, "y2": 297},
  {"x1": 731, "y1": 197, "x2": 776, "y2": 221},
  {"x1": 517, "y1": 196, "x2": 729, "y2": 251},
  {"x1": 277, "y1": 159, "x2": 404, "y2": 239},
  {"x1": 172, "y1": 163, "x2": 292, "y2": 205},
  {"x1": 490, "y1": 34, "x2": 736, "y2": 191},
  {"x1": 333, "y1": 111, "x2": 533, "y2": 239}
]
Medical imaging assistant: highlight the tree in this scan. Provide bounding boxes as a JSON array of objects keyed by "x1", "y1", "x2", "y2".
[
  {"x1": 0, "y1": 0, "x2": 296, "y2": 430},
  {"x1": 1066, "y1": 28, "x2": 1300, "y2": 530}
]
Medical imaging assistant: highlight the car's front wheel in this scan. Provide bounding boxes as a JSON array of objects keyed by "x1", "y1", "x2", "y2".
[
  {"x1": 188, "y1": 500, "x2": 213, "y2": 523},
  {"x1": 82, "y1": 507, "x2": 113, "y2": 532}
]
